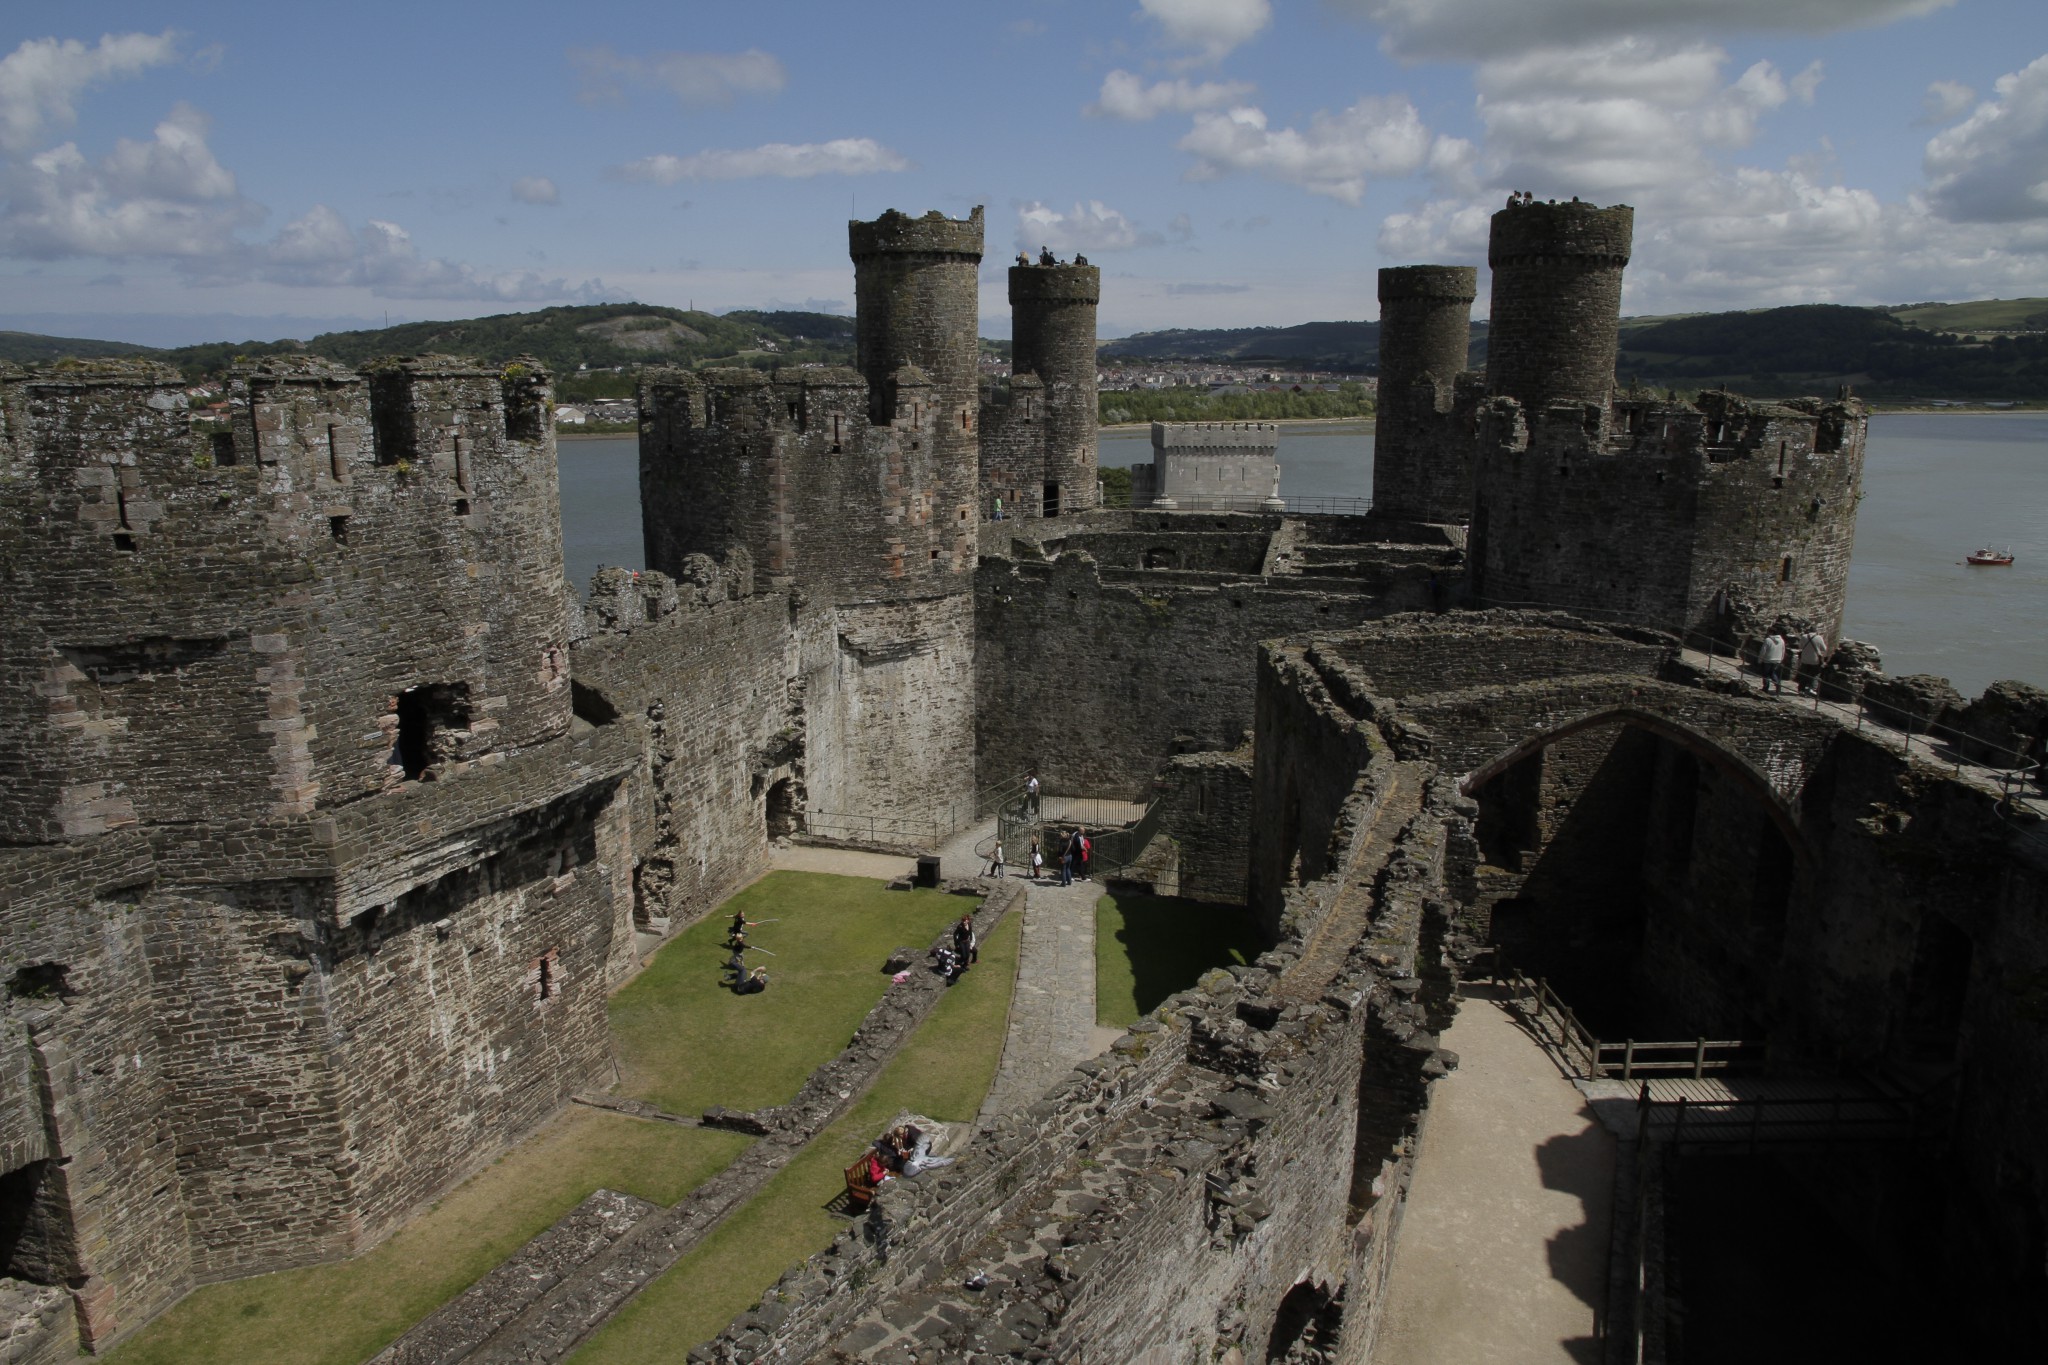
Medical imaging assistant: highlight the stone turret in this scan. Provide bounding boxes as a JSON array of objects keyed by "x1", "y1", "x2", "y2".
[
  {"x1": 1485, "y1": 200, "x2": 1633, "y2": 416},
  {"x1": 1007, "y1": 260, "x2": 1100, "y2": 516},
  {"x1": 1373, "y1": 265, "x2": 1478, "y2": 523}
]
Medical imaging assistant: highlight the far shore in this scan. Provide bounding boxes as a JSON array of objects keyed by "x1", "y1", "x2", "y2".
[{"x1": 562, "y1": 407, "x2": 2035, "y2": 443}]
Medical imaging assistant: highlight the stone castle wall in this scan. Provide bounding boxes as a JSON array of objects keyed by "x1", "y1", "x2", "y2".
[{"x1": 973, "y1": 548, "x2": 1416, "y2": 802}]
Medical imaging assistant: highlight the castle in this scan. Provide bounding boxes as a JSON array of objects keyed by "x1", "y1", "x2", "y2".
[{"x1": 3, "y1": 200, "x2": 2043, "y2": 1362}]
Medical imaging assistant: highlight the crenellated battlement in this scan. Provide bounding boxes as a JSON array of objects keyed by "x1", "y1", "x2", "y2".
[
  {"x1": 1487, "y1": 198, "x2": 1634, "y2": 268},
  {"x1": 847, "y1": 206, "x2": 985, "y2": 260}
]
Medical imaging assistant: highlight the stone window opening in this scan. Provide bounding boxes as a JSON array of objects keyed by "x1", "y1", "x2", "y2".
[
  {"x1": 531, "y1": 947, "x2": 560, "y2": 1003},
  {"x1": 8, "y1": 962, "x2": 74, "y2": 1002},
  {"x1": 831, "y1": 414, "x2": 843, "y2": 453},
  {"x1": 212, "y1": 430, "x2": 239, "y2": 467},
  {"x1": 644, "y1": 595, "x2": 661, "y2": 622},
  {"x1": 453, "y1": 435, "x2": 470, "y2": 493},
  {"x1": 114, "y1": 485, "x2": 135, "y2": 538},
  {"x1": 1776, "y1": 441, "x2": 1788, "y2": 476},
  {"x1": 959, "y1": 408, "x2": 972, "y2": 431},
  {"x1": 0, "y1": 1160, "x2": 74, "y2": 1288},
  {"x1": 765, "y1": 778, "x2": 798, "y2": 840},
  {"x1": 329, "y1": 515, "x2": 350, "y2": 544},
  {"x1": 454, "y1": 498, "x2": 471, "y2": 517},
  {"x1": 328, "y1": 425, "x2": 347, "y2": 482},
  {"x1": 394, "y1": 682, "x2": 470, "y2": 781},
  {"x1": 1779, "y1": 555, "x2": 1793, "y2": 583},
  {"x1": 1043, "y1": 481, "x2": 1060, "y2": 518},
  {"x1": 929, "y1": 548, "x2": 941, "y2": 561}
]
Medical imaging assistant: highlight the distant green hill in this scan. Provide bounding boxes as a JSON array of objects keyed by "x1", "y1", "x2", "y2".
[
  {"x1": 1100, "y1": 321, "x2": 1389, "y2": 369},
  {"x1": 0, "y1": 330, "x2": 158, "y2": 364},
  {"x1": 0, "y1": 305, "x2": 859, "y2": 396},
  {"x1": 1882, "y1": 297, "x2": 2048, "y2": 332},
  {"x1": 1616, "y1": 303, "x2": 2048, "y2": 399}
]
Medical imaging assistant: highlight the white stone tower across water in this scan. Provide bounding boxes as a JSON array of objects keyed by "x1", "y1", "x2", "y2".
[{"x1": 1136, "y1": 421, "x2": 1284, "y2": 510}]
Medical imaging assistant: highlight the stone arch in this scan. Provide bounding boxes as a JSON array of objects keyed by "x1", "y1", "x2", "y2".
[{"x1": 1459, "y1": 704, "x2": 1812, "y2": 865}]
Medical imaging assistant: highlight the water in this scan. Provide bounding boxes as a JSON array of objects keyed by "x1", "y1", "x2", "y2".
[
  {"x1": 560, "y1": 415, "x2": 2048, "y2": 698},
  {"x1": 556, "y1": 436, "x2": 641, "y2": 593}
]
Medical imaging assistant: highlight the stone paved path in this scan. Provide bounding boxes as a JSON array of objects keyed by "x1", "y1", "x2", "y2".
[
  {"x1": 976, "y1": 877, "x2": 1108, "y2": 1124},
  {"x1": 1376, "y1": 988, "x2": 1615, "y2": 1365}
]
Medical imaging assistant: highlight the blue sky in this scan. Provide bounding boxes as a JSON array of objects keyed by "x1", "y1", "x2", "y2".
[{"x1": 2, "y1": 0, "x2": 2043, "y2": 345}]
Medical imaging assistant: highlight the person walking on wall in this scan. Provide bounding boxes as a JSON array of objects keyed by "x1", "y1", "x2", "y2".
[
  {"x1": 1797, "y1": 628, "x2": 1829, "y2": 695},
  {"x1": 1025, "y1": 772, "x2": 1040, "y2": 817},
  {"x1": 992, "y1": 493, "x2": 1005, "y2": 522},
  {"x1": 1758, "y1": 630, "x2": 1787, "y2": 695}
]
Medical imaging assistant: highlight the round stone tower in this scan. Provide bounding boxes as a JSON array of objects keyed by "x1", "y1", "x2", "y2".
[
  {"x1": 849, "y1": 207, "x2": 984, "y2": 441},
  {"x1": 1485, "y1": 201, "x2": 1633, "y2": 414},
  {"x1": 1009, "y1": 261, "x2": 1100, "y2": 513},
  {"x1": 1373, "y1": 264, "x2": 1477, "y2": 523}
]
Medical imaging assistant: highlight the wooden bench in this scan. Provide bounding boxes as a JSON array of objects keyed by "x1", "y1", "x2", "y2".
[{"x1": 844, "y1": 1155, "x2": 880, "y2": 1210}]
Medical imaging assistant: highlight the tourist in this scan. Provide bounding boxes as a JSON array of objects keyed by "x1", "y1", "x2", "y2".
[
  {"x1": 954, "y1": 912, "x2": 978, "y2": 965},
  {"x1": 1797, "y1": 629, "x2": 1828, "y2": 695},
  {"x1": 1078, "y1": 833, "x2": 1091, "y2": 881},
  {"x1": 1059, "y1": 830, "x2": 1075, "y2": 886},
  {"x1": 1030, "y1": 838, "x2": 1044, "y2": 880},
  {"x1": 1758, "y1": 630, "x2": 1787, "y2": 694},
  {"x1": 735, "y1": 967, "x2": 769, "y2": 995},
  {"x1": 1025, "y1": 772, "x2": 1040, "y2": 816},
  {"x1": 992, "y1": 493, "x2": 1005, "y2": 522},
  {"x1": 989, "y1": 838, "x2": 1006, "y2": 877}
]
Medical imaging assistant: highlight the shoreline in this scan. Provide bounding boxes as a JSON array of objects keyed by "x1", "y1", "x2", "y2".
[{"x1": 1100, "y1": 416, "x2": 1375, "y2": 433}]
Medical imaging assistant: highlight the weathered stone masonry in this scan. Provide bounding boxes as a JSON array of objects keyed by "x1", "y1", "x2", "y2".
[{"x1": 0, "y1": 357, "x2": 633, "y2": 1353}]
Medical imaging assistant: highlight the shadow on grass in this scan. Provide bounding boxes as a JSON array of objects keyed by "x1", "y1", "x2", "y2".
[
  {"x1": 1095, "y1": 889, "x2": 1264, "y2": 1029},
  {"x1": 572, "y1": 912, "x2": 1024, "y2": 1364}
]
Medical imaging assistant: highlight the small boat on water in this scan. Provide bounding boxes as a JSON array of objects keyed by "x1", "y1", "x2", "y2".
[{"x1": 1967, "y1": 547, "x2": 2016, "y2": 565}]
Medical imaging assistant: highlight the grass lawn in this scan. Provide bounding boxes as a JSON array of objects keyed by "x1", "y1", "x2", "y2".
[
  {"x1": 571, "y1": 909, "x2": 1023, "y2": 1363},
  {"x1": 1095, "y1": 889, "x2": 1265, "y2": 1029},
  {"x1": 609, "y1": 871, "x2": 967, "y2": 1116},
  {"x1": 104, "y1": 1108, "x2": 750, "y2": 1365},
  {"x1": 107, "y1": 870, "x2": 963, "y2": 1365}
]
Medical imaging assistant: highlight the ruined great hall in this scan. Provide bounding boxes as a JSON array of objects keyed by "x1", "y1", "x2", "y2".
[{"x1": 3, "y1": 199, "x2": 2044, "y2": 1362}]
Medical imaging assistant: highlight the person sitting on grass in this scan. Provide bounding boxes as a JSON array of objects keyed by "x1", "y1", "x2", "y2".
[{"x1": 734, "y1": 966, "x2": 769, "y2": 995}]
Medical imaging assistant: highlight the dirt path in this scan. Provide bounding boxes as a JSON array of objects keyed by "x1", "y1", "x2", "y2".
[{"x1": 1375, "y1": 990, "x2": 1616, "y2": 1365}]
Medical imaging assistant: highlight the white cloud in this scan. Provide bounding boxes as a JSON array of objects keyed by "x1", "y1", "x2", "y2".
[
  {"x1": 1920, "y1": 79, "x2": 1976, "y2": 125},
  {"x1": 1177, "y1": 96, "x2": 1450, "y2": 203},
  {"x1": 616, "y1": 138, "x2": 910, "y2": 183},
  {"x1": 1138, "y1": 0, "x2": 1272, "y2": 62},
  {"x1": 569, "y1": 46, "x2": 785, "y2": 107},
  {"x1": 0, "y1": 31, "x2": 180, "y2": 153},
  {"x1": 510, "y1": 175, "x2": 560, "y2": 205},
  {"x1": 1089, "y1": 69, "x2": 1256, "y2": 120},
  {"x1": 1924, "y1": 54, "x2": 2048, "y2": 222},
  {"x1": 1015, "y1": 200, "x2": 1162, "y2": 254},
  {"x1": 0, "y1": 103, "x2": 258, "y2": 260},
  {"x1": 1469, "y1": 41, "x2": 1813, "y2": 196},
  {"x1": 1341, "y1": 0, "x2": 1956, "y2": 61},
  {"x1": 254, "y1": 205, "x2": 611, "y2": 302}
]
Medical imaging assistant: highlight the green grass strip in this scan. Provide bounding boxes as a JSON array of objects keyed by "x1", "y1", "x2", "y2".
[
  {"x1": 104, "y1": 1111, "x2": 751, "y2": 1365},
  {"x1": 609, "y1": 871, "x2": 966, "y2": 1115},
  {"x1": 571, "y1": 909, "x2": 1023, "y2": 1363},
  {"x1": 1095, "y1": 888, "x2": 1263, "y2": 1029}
]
